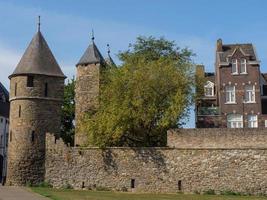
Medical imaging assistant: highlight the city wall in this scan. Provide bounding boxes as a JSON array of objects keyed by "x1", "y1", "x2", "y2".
[{"x1": 45, "y1": 128, "x2": 267, "y2": 194}]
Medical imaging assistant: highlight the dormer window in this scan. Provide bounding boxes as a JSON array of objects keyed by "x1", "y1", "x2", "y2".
[
  {"x1": 240, "y1": 59, "x2": 247, "y2": 74},
  {"x1": 204, "y1": 81, "x2": 214, "y2": 97},
  {"x1": 231, "y1": 59, "x2": 238, "y2": 74}
]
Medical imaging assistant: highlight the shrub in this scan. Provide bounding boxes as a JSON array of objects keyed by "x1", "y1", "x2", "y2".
[{"x1": 204, "y1": 189, "x2": 216, "y2": 195}]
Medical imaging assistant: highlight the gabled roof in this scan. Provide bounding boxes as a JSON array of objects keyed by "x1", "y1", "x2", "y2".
[
  {"x1": 0, "y1": 82, "x2": 9, "y2": 102},
  {"x1": 262, "y1": 73, "x2": 267, "y2": 82},
  {"x1": 77, "y1": 41, "x2": 105, "y2": 66},
  {"x1": 218, "y1": 43, "x2": 258, "y2": 63},
  {"x1": 205, "y1": 72, "x2": 215, "y2": 83},
  {"x1": 9, "y1": 31, "x2": 65, "y2": 78}
]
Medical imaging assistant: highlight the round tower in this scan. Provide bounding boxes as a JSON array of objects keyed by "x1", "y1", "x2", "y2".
[{"x1": 6, "y1": 21, "x2": 65, "y2": 185}]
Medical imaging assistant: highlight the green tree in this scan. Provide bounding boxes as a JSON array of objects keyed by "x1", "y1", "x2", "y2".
[
  {"x1": 60, "y1": 77, "x2": 75, "y2": 146},
  {"x1": 81, "y1": 36, "x2": 195, "y2": 147}
]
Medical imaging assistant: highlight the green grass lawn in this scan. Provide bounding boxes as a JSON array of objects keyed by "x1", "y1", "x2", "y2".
[{"x1": 31, "y1": 187, "x2": 267, "y2": 200}]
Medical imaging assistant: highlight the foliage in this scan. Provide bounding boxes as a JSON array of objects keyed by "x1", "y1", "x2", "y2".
[
  {"x1": 81, "y1": 36, "x2": 195, "y2": 147},
  {"x1": 60, "y1": 77, "x2": 75, "y2": 146},
  {"x1": 204, "y1": 189, "x2": 216, "y2": 195}
]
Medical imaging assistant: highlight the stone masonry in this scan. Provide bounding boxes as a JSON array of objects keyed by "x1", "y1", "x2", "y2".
[
  {"x1": 7, "y1": 75, "x2": 64, "y2": 185},
  {"x1": 45, "y1": 129, "x2": 267, "y2": 195},
  {"x1": 75, "y1": 63, "x2": 100, "y2": 146}
]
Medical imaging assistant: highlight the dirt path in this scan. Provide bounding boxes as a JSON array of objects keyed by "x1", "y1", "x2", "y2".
[{"x1": 0, "y1": 186, "x2": 49, "y2": 200}]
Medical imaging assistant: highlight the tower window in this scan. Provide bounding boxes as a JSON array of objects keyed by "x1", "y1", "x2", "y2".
[
  {"x1": 9, "y1": 131, "x2": 12, "y2": 142},
  {"x1": 44, "y1": 83, "x2": 48, "y2": 97},
  {"x1": 27, "y1": 75, "x2": 34, "y2": 87},
  {"x1": 31, "y1": 131, "x2": 35, "y2": 142},
  {"x1": 15, "y1": 83, "x2": 17, "y2": 96},
  {"x1": 19, "y1": 105, "x2": 21, "y2": 118}
]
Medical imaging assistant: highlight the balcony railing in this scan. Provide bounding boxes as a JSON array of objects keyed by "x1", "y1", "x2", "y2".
[{"x1": 197, "y1": 107, "x2": 219, "y2": 116}]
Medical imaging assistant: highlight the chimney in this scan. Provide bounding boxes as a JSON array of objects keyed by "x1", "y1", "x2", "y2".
[{"x1": 216, "y1": 38, "x2": 223, "y2": 52}]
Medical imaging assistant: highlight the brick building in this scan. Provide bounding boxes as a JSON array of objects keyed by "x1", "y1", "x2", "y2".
[{"x1": 196, "y1": 39, "x2": 267, "y2": 128}]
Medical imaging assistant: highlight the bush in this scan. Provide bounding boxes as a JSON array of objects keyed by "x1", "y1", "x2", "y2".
[
  {"x1": 220, "y1": 190, "x2": 243, "y2": 196},
  {"x1": 204, "y1": 189, "x2": 216, "y2": 195},
  {"x1": 62, "y1": 183, "x2": 73, "y2": 189},
  {"x1": 37, "y1": 181, "x2": 53, "y2": 188}
]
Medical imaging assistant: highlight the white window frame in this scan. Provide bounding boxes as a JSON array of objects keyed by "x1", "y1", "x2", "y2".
[
  {"x1": 227, "y1": 114, "x2": 243, "y2": 128},
  {"x1": 204, "y1": 81, "x2": 214, "y2": 97},
  {"x1": 240, "y1": 59, "x2": 247, "y2": 74},
  {"x1": 248, "y1": 115, "x2": 258, "y2": 128},
  {"x1": 225, "y1": 85, "x2": 236, "y2": 103},
  {"x1": 244, "y1": 85, "x2": 255, "y2": 103},
  {"x1": 232, "y1": 59, "x2": 238, "y2": 74}
]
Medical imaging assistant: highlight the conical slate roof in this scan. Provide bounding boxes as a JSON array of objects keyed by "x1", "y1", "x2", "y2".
[
  {"x1": 9, "y1": 31, "x2": 65, "y2": 78},
  {"x1": 76, "y1": 41, "x2": 105, "y2": 66},
  {"x1": 105, "y1": 55, "x2": 116, "y2": 67}
]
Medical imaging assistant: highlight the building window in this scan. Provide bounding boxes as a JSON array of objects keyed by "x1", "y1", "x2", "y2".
[
  {"x1": 240, "y1": 59, "x2": 247, "y2": 74},
  {"x1": 227, "y1": 114, "x2": 243, "y2": 128},
  {"x1": 27, "y1": 75, "x2": 34, "y2": 87},
  {"x1": 248, "y1": 115, "x2": 258, "y2": 128},
  {"x1": 15, "y1": 82, "x2": 17, "y2": 96},
  {"x1": 44, "y1": 83, "x2": 48, "y2": 97},
  {"x1": 232, "y1": 59, "x2": 238, "y2": 74},
  {"x1": 225, "y1": 85, "x2": 236, "y2": 103},
  {"x1": 204, "y1": 81, "x2": 214, "y2": 97},
  {"x1": 245, "y1": 85, "x2": 255, "y2": 103}
]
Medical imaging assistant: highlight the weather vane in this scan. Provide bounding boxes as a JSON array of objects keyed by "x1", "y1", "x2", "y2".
[
  {"x1": 107, "y1": 44, "x2": 110, "y2": 55},
  {"x1": 38, "y1": 15, "x2": 41, "y2": 32},
  {"x1": 91, "y1": 29, "x2": 95, "y2": 41}
]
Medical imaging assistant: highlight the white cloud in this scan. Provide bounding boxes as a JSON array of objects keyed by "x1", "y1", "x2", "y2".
[{"x1": 0, "y1": 43, "x2": 21, "y2": 89}]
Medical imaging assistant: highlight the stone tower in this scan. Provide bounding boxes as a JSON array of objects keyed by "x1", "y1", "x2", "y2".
[
  {"x1": 6, "y1": 22, "x2": 65, "y2": 185},
  {"x1": 75, "y1": 36, "x2": 105, "y2": 146}
]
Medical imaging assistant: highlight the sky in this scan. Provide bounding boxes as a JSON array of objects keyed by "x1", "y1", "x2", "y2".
[{"x1": 1, "y1": 0, "x2": 267, "y2": 127}]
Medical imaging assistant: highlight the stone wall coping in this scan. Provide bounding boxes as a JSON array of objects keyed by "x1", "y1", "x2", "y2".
[
  {"x1": 169, "y1": 128, "x2": 267, "y2": 133},
  {"x1": 71, "y1": 147, "x2": 267, "y2": 150},
  {"x1": 10, "y1": 96, "x2": 63, "y2": 102}
]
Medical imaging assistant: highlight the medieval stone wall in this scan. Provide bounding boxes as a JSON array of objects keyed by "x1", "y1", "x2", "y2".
[
  {"x1": 167, "y1": 128, "x2": 267, "y2": 148},
  {"x1": 45, "y1": 129, "x2": 267, "y2": 195}
]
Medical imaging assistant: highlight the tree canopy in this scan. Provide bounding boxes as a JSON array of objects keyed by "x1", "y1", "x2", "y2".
[
  {"x1": 60, "y1": 77, "x2": 75, "y2": 146},
  {"x1": 81, "y1": 36, "x2": 195, "y2": 147}
]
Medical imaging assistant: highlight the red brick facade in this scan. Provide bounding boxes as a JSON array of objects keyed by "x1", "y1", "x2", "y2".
[{"x1": 196, "y1": 39, "x2": 267, "y2": 128}]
